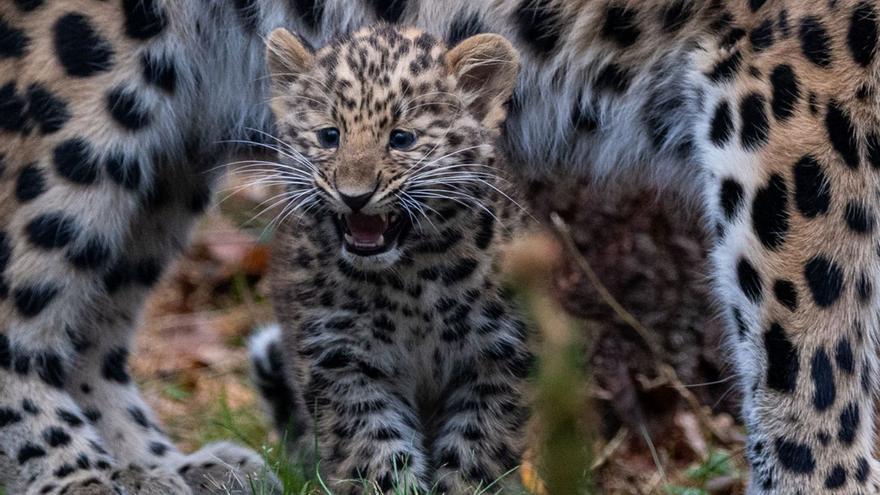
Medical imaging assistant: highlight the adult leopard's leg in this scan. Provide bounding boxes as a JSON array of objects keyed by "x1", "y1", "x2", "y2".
[
  {"x1": 62, "y1": 167, "x2": 277, "y2": 494},
  {"x1": 697, "y1": 30, "x2": 880, "y2": 493}
]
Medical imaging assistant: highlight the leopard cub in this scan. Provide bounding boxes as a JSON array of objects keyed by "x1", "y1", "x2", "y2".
[{"x1": 248, "y1": 25, "x2": 532, "y2": 494}]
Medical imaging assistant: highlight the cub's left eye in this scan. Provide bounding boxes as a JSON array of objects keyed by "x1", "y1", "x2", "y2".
[{"x1": 389, "y1": 129, "x2": 417, "y2": 150}]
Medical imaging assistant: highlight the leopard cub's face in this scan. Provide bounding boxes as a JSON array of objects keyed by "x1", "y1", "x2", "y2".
[{"x1": 265, "y1": 25, "x2": 518, "y2": 268}]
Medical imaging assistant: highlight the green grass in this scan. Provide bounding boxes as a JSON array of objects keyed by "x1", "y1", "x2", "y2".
[{"x1": 664, "y1": 450, "x2": 739, "y2": 495}]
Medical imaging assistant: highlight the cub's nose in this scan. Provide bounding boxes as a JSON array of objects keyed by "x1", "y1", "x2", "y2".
[{"x1": 338, "y1": 191, "x2": 373, "y2": 212}]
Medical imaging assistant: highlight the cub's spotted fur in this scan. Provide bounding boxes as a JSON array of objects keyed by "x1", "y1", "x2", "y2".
[{"x1": 249, "y1": 26, "x2": 532, "y2": 494}]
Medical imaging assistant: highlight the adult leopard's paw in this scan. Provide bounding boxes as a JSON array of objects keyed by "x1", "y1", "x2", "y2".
[
  {"x1": 111, "y1": 464, "x2": 193, "y2": 494},
  {"x1": 177, "y1": 441, "x2": 282, "y2": 495}
]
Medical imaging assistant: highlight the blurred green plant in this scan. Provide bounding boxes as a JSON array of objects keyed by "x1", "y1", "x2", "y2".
[
  {"x1": 665, "y1": 449, "x2": 738, "y2": 495},
  {"x1": 503, "y1": 233, "x2": 594, "y2": 495}
]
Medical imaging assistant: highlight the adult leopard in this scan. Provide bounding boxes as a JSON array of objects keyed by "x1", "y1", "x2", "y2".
[{"x1": 1, "y1": 0, "x2": 879, "y2": 494}]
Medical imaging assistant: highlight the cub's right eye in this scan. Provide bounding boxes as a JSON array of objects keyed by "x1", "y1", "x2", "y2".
[{"x1": 316, "y1": 127, "x2": 340, "y2": 148}]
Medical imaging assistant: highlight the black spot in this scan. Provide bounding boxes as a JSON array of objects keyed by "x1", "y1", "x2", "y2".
[
  {"x1": 25, "y1": 212, "x2": 78, "y2": 249},
  {"x1": 317, "y1": 349, "x2": 351, "y2": 369},
  {"x1": 122, "y1": 0, "x2": 167, "y2": 39},
  {"x1": 17, "y1": 443, "x2": 46, "y2": 464},
  {"x1": 773, "y1": 279, "x2": 798, "y2": 311},
  {"x1": 54, "y1": 138, "x2": 100, "y2": 185},
  {"x1": 752, "y1": 173, "x2": 789, "y2": 250},
  {"x1": 849, "y1": 2, "x2": 878, "y2": 66},
  {"x1": 514, "y1": 0, "x2": 564, "y2": 56},
  {"x1": 706, "y1": 51, "x2": 742, "y2": 82},
  {"x1": 128, "y1": 406, "x2": 149, "y2": 429},
  {"x1": 749, "y1": 0, "x2": 767, "y2": 12},
  {"x1": 737, "y1": 258, "x2": 763, "y2": 303},
  {"x1": 232, "y1": 0, "x2": 260, "y2": 32},
  {"x1": 826, "y1": 101, "x2": 860, "y2": 169},
  {"x1": 13, "y1": 283, "x2": 59, "y2": 317},
  {"x1": 774, "y1": 438, "x2": 815, "y2": 474},
  {"x1": 825, "y1": 465, "x2": 847, "y2": 489},
  {"x1": 732, "y1": 306, "x2": 748, "y2": 338},
  {"x1": 101, "y1": 347, "x2": 130, "y2": 384},
  {"x1": 856, "y1": 457, "x2": 869, "y2": 483},
  {"x1": 709, "y1": 100, "x2": 734, "y2": 146},
  {"x1": 67, "y1": 235, "x2": 111, "y2": 270},
  {"x1": 0, "y1": 407, "x2": 23, "y2": 427},
  {"x1": 868, "y1": 133, "x2": 880, "y2": 169},
  {"x1": 36, "y1": 352, "x2": 65, "y2": 388},
  {"x1": 141, "y1": 53, "x2": 177, "y2": 94},
  {"x1": 474, "y1": 210, "x2": 495, "y2": 250},
  {"x1": 0, "y1": 82, "x2": 28, "y2": 132},
  {"x1": 16, "y1": 164, "x2": 46, "y2": 202},
  {"x1": 105, "y1": 153, "x2": 142, "y2": 190},
  {"x1": 839, "y1": 402, "x2": 860, "y2": 445},
  {"x1": 660, "y1": 1, "x2": 692, "y2": 33},
  {"x1": 0, "y1": 334, "x2": 8, "y2": 370},
  {"x1": 858, "y1": 273, "x2": 872, "y2": 302},
  {"x1": 804, "y1": 255, "x2": 844, "y2": 308},
  {"x1": 83, "y1": 409, "x2": 101, "y2": 423},
  {"x1": 602, "y1": 4, "x2": 641, "y2": 48},
  {"x1": 845, "y1": 201, "x2": 874, "y2": 233},
  {"x1": 370, "y1": 0, "x2": 407, "y2": 23},
  {"x1": 447, "y1": 11, "x2": 487, "y2": 46},
  {"x1": 836, "y1": 338, "x2": 855, "y2": 375},
  {"x1": 800, "y1": 17, "x2": 833, "y2": 67},
  {"x1": 0, "y1": 17, "x2": 29, "y2": 59},
  {"x1": 56, "y1": 409, "x2": 83, "y2": 427},
  {"x1": 107, "y1": 87, "x2": 151, "y2": 131},
  {"x1": 134, "y1": 258, "x2": 162, "y2": 286},
  {"x1": 21, "y1": 399, "x2": 39, "y2": 414},
  {"x1": 43, "y1": 427, "x2": 71, "y2": 447},
  {"x1": 764, "y1": 322, "x2": 799, "y2": 393},
  {"x1": 442, "y1": 259, "x2": 479, "y2": 285},
  {"x1": 793, "y1": 155, "x2": 830, "y2": 218},
  {"x1": 594, "y1": 63, "x2": 632, "y2": 93},
  {"x1": 739, "y1": 92, "x2": 769, "y2": 150},
  {"x1": 54, "y1": 464, "x2": 76, "y2": 478},
  {"x1": 104, "y1": 259, "x2": 134, "y2": 294},
  {"x1": 53, "y1": 13, "x2": 115, "y2": 77},
  {"x1": 718, "y1": 178, "x2": 744, "y2": 221},
  {"x1": 571, "y1": 95, "x2": 598, "y2": 132},
  {"x1": 149, "y1": 442, "x2": 169, "y2": 456},
  {"x1": 750, "y1": 19, "x2": 774, "y2": 51},
  {"x1": 290, "y1": 0, "x2": 324, "y2": 30},
  {"x1": 769, "y1": 65, "x2": 800, "y2": 121},
  {"x1": 13, "y1": 0, "x2": 43, "y2": 11},
  {"x1": 26, "y1": 84, "x2": 70, "y2": 135},
  {"x1": 811, "y1": 348, "x2": 836, "y2": 411}
]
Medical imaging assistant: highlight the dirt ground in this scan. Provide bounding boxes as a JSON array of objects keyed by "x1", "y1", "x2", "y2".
[{"x1": 134, "y1": 177, "x2": 749, "y2": 494}]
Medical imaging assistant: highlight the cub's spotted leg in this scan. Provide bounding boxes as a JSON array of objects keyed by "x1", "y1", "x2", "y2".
[
  {"x1": 699, "y1": 56, "x2": 880, "y2": 493},
  {"x1": 431, "y1": 320, "x2": 530, "y2": 494},
  {"x1": 298, "y1": 317, "x2": 430, "y2": 495}
]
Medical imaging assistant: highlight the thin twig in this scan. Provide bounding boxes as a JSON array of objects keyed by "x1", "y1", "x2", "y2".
[{"x1": 549, "y1": 213, "x2": 729, "y2": 446}]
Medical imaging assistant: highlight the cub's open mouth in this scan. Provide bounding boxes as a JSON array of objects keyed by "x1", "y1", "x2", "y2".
[{"x1": 334, "y1": 211, "x2": 409, "y2": 256}]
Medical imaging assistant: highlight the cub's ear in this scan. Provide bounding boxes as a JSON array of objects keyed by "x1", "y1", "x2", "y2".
[
  {"x1": 444, "y1": 34, "x2": 520, "y2": 129},
  {"x1": 266, "y1": 27, "x2": 315, "y2": 92}
]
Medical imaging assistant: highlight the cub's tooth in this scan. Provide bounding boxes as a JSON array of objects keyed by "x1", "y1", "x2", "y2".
[
  {"x1": 344, "y1": 233, "x2": 354, "y2": 244},
  {"x1": 378, "y1": 235, "x2": 385, "y2": 245}
]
